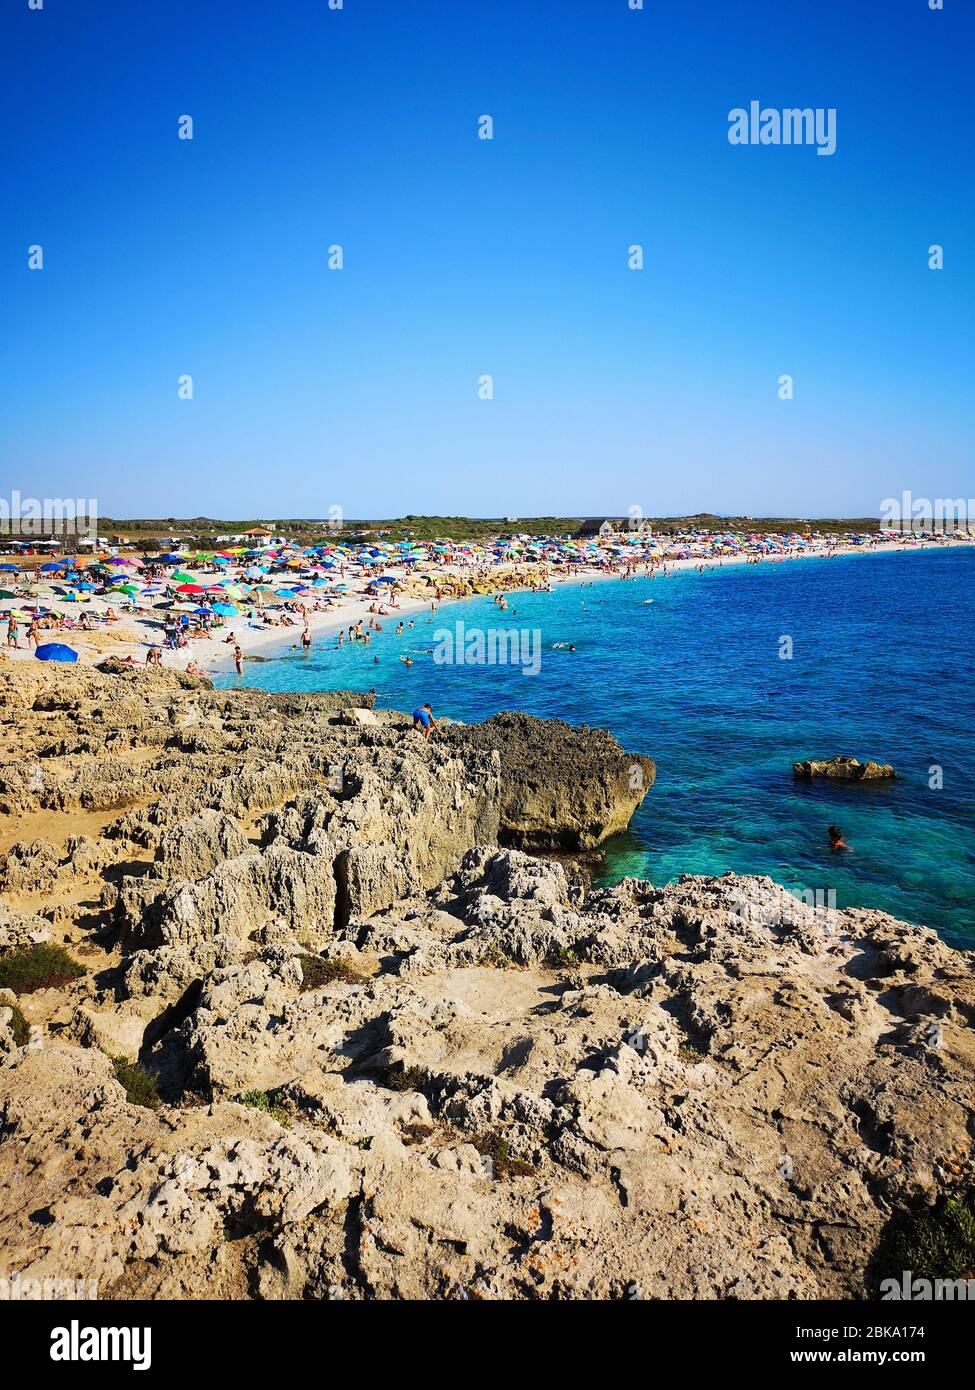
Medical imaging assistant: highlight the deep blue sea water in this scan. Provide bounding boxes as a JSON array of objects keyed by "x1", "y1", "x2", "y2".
[{"x1": 218, "y1": 549, "x2": 975, "y2": 947}]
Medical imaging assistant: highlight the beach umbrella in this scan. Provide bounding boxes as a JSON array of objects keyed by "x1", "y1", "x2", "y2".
[
  {"x1": 0, "y1": 589, "x2": 16, "y2": 599},
  {"x1": 171, "y1": 570, "x2": 194, "y2": 582},
  {"x1": 0, "y1": 563, "x2": 19, "y2": 573},
  {"x1": 39, "y1": 562, "x2": 63, "y2": 573},
  {"x1": 211, "y1": 602, "x2": 238, "y2": 616},
  {"x1": 175, "y1": 583, "x2": 205, "y2": 595},
  {"x1": 35, "y1": 642, "x2": 78, "y2": 663},
  {"x1": 158, "y1": 553, "x2": 183, "y2": 563}
]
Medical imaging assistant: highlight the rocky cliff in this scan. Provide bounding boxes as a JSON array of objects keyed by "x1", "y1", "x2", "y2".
[{"x1": 0, "y1": 665, "x2": 971, "y2": 1300}]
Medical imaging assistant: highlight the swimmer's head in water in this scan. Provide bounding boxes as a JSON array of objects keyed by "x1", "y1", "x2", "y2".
[{"x1": 827, "y1": 825, "x2": 844, "y2": 844}]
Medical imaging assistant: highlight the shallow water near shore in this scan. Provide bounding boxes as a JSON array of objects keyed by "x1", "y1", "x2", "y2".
[{"x1": 218, "y1": 548, "x2": 975, "y2": 947}]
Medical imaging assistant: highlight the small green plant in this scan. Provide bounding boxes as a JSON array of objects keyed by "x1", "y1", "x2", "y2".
[
  {"x1": 478, "y1": 942, "x2": 513, "y2": 970},
  {"x1": 879, "y1": 1191, "x2": 975, "y2": 1285},
  {"x1": 237, "y1": 1089, "x2": 289, "y2": 1127},
  {"x1": 4, "y1": 1002, "x2": 30, "y2": 1047},
  {"x1": 471, "y1": 1131, "x2": 535, "y2": 1180},
  {"x1": 297, "y1": 954, "x2": 362, "y2": 991},
  {"x1": 0, "y1": 944, "x2": 86, "y2": 995},
  {"x1": 545, "y1": 945, "x2": 582, "y2": 970},
  {"x1": 381, "y1": 1062, "x2": 427, "y2": 1093},
  {"x1": 113, "y1": 1058, "x2": 160, "y2": 1110}
]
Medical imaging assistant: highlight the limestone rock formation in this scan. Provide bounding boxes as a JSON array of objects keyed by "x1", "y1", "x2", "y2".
[
  {"x1": 0, "y1": 664, "x2": 971, "y2": 1302},
  {"x1": 793, "y1": 756, "x2": 895, "y2": 781}
]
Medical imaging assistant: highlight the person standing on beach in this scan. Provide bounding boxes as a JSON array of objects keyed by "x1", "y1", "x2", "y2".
[
  {"x1": 6, "y1": 615, "x2": 18, "y2": 648},
  {"x1": 28, "y1": 617, "x2": 41, "y2": 650},
  {"x1": 233, "y1": 642, "x2": 243, "y2": 676}
]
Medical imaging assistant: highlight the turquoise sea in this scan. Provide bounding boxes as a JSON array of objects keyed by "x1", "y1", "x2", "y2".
[{"x1": 218, "y1": 549, "x2": 975, "y2": 948}]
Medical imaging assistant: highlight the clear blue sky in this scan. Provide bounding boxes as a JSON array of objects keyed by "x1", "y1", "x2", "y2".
[{"x1": 2, "y1": 0, "x2": 972, "y2": 520}]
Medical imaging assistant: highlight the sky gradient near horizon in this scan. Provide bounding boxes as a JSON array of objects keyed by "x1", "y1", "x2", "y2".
[{"x1": 2, "y1": 0, "x2": 973, "y2": 520}]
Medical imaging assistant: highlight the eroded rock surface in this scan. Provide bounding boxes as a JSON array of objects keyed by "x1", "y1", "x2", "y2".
[
  {"x1": 0, "y1": 665, "x2": 971, "y2": 1301},
  {"x1": 794, "y1": 756, "x2": 895, "y2": 781}
]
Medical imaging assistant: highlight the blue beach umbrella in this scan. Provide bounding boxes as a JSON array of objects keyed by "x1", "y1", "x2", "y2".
[{"x1": 35, "y1": 642, "x2": 79, "y2": 663}]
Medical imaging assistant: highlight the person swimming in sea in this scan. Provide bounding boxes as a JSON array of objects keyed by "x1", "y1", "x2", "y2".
[{"x1": 827, "y1": 825, "x2": 849, "y2": 852}]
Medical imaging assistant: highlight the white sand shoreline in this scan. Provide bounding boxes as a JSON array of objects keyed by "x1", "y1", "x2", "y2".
[
  {"x1": 1, "y1": 539, "x2": 968, "y2": 681},
  {"x1": 209, "y1": 538, "x2": 970, "y2": 678}
]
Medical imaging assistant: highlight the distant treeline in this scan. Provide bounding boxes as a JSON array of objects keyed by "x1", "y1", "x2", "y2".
[{"x1": 95, "y1": 514, "x2": 883, "y2": 545}]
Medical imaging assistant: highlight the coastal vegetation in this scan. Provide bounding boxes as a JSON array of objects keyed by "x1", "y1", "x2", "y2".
[
  {"x1": 25, "y1": 512, "x2": 893, "y2": 548},
  {"x1": 112, "y1": 1058, "x2": 160, "y2": 1111},
  {"x1": 237, "y1": 1089, "x2": 290, "y2": 1127},
  {"x1": 0, "y1": 943, "x2": 86, "y2": 995}
]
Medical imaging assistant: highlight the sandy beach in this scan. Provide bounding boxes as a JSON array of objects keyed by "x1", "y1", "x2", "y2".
[{"x1": 0, "y1": 536, "x2": 964, "y2": 679}]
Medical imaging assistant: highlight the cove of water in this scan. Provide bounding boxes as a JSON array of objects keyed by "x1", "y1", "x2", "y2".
[{"x1": 218, "y1": 549, "x2": 975, "y2": 948}]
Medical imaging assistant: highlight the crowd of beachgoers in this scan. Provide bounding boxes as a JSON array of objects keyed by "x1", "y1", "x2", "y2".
[{"x1": 0, "y1": 526, "x2": 965, "y2": 676}]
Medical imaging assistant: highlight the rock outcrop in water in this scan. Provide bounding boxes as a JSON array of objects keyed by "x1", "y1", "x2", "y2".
[
  {"x1": 794, "y1": 756, "x2": 896, "y2": 781},
  {"x1": 0, "y1": 665, "x2": 971, "y2": 1300}
]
